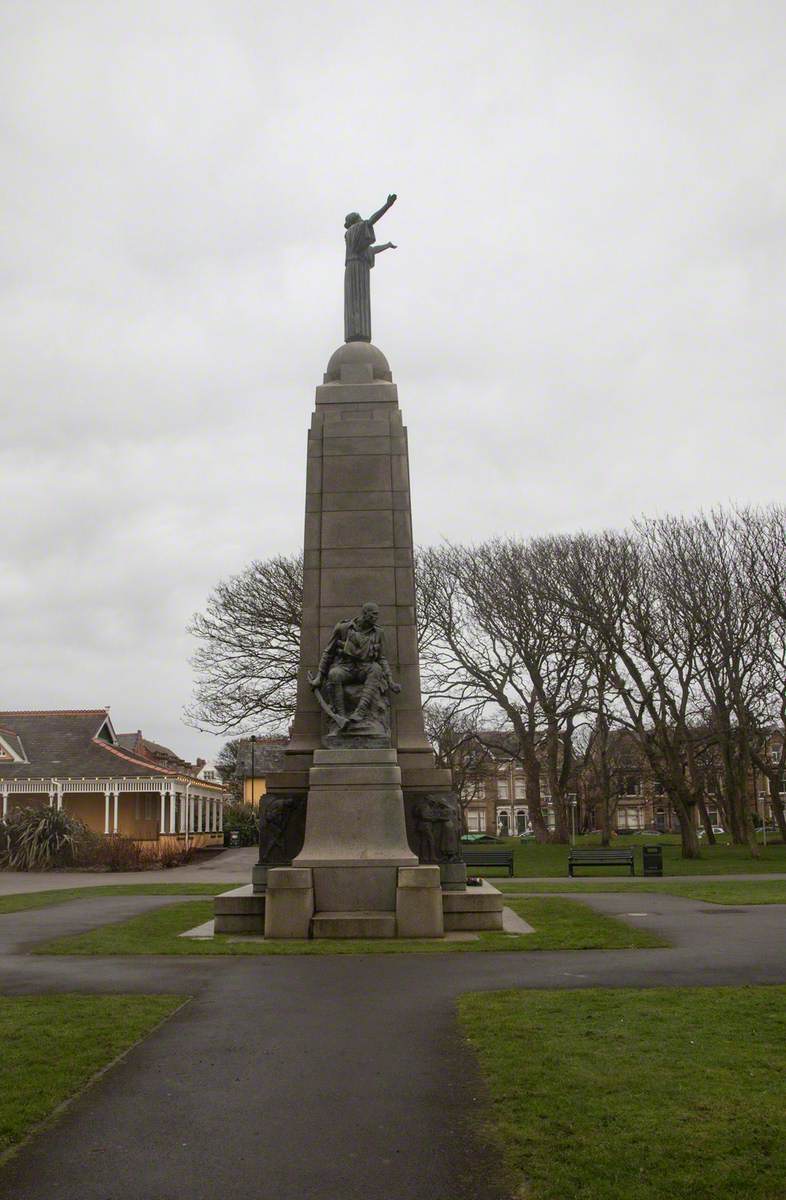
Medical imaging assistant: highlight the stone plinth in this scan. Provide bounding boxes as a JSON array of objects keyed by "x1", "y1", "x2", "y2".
[
  {"x1": 264, "y1": 867, "x2": 314, "y2": 939},
  {"x1": 294, "y1": 747, "x2": 416, "y2": 914},
  {"x1": 442, "y1": 878, "x2": 504, "y2": 931}
]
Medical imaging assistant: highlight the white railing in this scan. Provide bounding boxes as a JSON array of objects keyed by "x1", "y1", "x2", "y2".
[
  {"x1": 0, "y1": 776, "x2": 223, "y2": 796},
  {"x1": 1, "y1": 776, "x2": 225, "y2": 827}
]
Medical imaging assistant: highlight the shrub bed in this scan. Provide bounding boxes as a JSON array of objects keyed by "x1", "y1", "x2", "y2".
[{"x1": 0, "y1": 807, "x2": 209, "y2": 871}]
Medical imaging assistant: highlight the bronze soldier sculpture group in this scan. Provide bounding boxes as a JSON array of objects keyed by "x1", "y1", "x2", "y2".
[{"x1": 309, "y1": 602, "x2": 401, "y2": 742}]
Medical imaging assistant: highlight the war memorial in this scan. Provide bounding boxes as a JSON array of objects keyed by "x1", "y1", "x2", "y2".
[{"x1": 215, "y1": 194, "x2": 502, "y2": 939}]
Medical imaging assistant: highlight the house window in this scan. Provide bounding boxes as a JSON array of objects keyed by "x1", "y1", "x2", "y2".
[
  {"x1": 497, "y1": 781, "x2": 509, "y2": 801},
  {"x1": 514, "y1": 778, "x2": 526, "y2": 799},
  {"x1": 619, "y1": 807, "x2": 643, "y2": 830},
  {"x1": 624, "y1": 776, "x2": 641, "y2": 796},
  {"x1": 467, "y1": 808, "x2": 486, "y2": 833}
]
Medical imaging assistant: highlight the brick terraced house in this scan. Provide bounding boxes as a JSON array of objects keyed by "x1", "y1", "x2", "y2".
[{"x1": 460, "y1": 729, "x2": 784, "y2": 837}]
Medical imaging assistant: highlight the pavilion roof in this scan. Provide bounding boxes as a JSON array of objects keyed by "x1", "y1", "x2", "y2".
[{"x1": 0, "y1": 710, "x2": 183, "y2": 781}]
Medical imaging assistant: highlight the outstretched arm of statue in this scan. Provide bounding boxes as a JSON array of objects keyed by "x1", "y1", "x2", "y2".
[
  {"x1": 372, "y1": 242, "x2": 397, "y2": 256},
  {"x1": 368, "y1": 193, "x2": 397, "y2": 224}
]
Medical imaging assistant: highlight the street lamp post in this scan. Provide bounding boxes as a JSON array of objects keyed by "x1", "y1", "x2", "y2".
[
  {"x1": 250, "y1": 735, "x2": 257, "y2": 809},
  {"x1": 759, "y1": 792, "x2": 767, "y2": 847}
]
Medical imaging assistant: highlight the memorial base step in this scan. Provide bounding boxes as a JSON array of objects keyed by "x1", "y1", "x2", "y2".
[
  {"x1": 311, "y1": 911, "x2": 397, "y2": 939},
  {"x1": 214, "y1": 884, "x2": 265, "y2": 934},
  {"x1": 442, "y1": 879, "x2": 504, "y2": 932}
]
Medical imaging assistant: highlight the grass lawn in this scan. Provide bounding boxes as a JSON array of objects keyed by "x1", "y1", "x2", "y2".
[
  {"x1": 0, "y1": 994, "x2": 185, "y2": 1159},
  {"x1": 474, "y1": 834, "x2": 786, "y2": 878},
  {"x1": 495, "y1": 879, "x2": 786, "y2": 905},
  {"x1": 0, "y1": 883, "x2": 237, "y2": 916},
  {"x1": 32, "y1": 896, "x2": 666, "y2": 956},
  {"x1": 459, "y1": 985, "x2": 786, "y2": 1200}
]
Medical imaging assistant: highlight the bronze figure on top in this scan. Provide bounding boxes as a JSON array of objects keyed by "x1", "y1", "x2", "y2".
[{"x1": 344, "y1": 194, "x2": 397, "y2": 343}]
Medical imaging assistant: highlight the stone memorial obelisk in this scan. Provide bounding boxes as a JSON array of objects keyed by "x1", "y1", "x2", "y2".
[{"x1": 215, "y1": 193, "x2": 503, "y2": 938}]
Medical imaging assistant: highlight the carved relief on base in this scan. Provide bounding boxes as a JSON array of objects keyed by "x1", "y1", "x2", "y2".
[
  {"x1": 257, "y1": 794, "x2": 307, "y2": 866},
  {"x1": 405, "y1": 792, "x2": 464, "y2": 864}
]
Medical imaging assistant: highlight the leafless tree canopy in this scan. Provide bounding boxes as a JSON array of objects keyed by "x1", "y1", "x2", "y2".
[
  {"x1": 185, "y1": 554, "x2": 303, "y2": 736},
  {"x1": 422, "y1": 702, "x2": 490, "y2": 828},
  {"x1": 186, "y1": 506, "x2": 785, "y2": 857},
  {"x1": 417, "y1": 540, "x2": 591, "y2": 843}
]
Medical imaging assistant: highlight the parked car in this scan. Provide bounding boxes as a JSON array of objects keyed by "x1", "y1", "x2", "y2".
[
  {"x1": 461, "y1": 833, "x2": 499, "y2": 843},
  {"x1": 698, "y1": 826, "x2": 726, "y2": 838}
]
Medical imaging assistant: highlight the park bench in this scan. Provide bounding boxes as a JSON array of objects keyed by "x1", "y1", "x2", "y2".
[
  {"x1": 462, "y1": 847, "x2": 515, "y2": 876},
  {"x1": 568, "y1": 848, "x2": 635, "y2": 876}
]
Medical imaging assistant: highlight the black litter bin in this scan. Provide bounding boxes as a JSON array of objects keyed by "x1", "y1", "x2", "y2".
[
  {"x1": 228, "y1": 830, "x2": 241, "y2": 848},
  {"x1": 642, "y1": 845, "x2": 663, "y2": 877}
]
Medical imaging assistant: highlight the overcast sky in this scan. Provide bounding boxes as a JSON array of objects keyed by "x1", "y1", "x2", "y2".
[{"x1": 2, "y1": 1, "x2": 785, "y2": 762}]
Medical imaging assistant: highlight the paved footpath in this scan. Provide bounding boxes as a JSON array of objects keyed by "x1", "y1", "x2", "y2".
[
  {"x1": 0, "y1": 846, "x2": 259, "y2": 895},
  {"x1": 0, "y1": 891, "x2": 785, "y2": 1199}
]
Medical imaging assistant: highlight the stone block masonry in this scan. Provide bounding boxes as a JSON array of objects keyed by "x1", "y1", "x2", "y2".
[{"x1": 275, "y1": 341, "x2": 452, "y2": 795}]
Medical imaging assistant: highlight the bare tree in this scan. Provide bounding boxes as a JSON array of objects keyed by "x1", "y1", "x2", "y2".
[
  {"x1": 422, "y1": 702, "x2": 490, "y2": 831},
  {"x1": 575, "y1": 672, "x2": 629, "y2": 847},
  {"x1": 541, "y1": 529, "x2": 704, "y2": 858},
  {"x1": 186, "y1": 554, "x2": 303, "y2": 735},
  {"x1": 740, "y1": 505, "x2": 786, "y2": 838},
  {"x1": 215, "y1": 739, "x2": 243, "y2": 801},
  {"x1": 417, "y1": 539, "x2": 592, "y2": 843},
  {"x1": 642, "y1": 511, "x2": 767, "y2": 854},
  {"x1": 417, "y1": 543, "x2": 546, "y2": 840}
]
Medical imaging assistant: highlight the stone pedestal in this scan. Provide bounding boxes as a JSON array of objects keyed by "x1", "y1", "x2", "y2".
[
  {"x1": 295, "y1": 748, "x2": 416, "y2": 915},
  {"x1": 213, "y1": 340, "x2": 485, "y2": 940}
]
